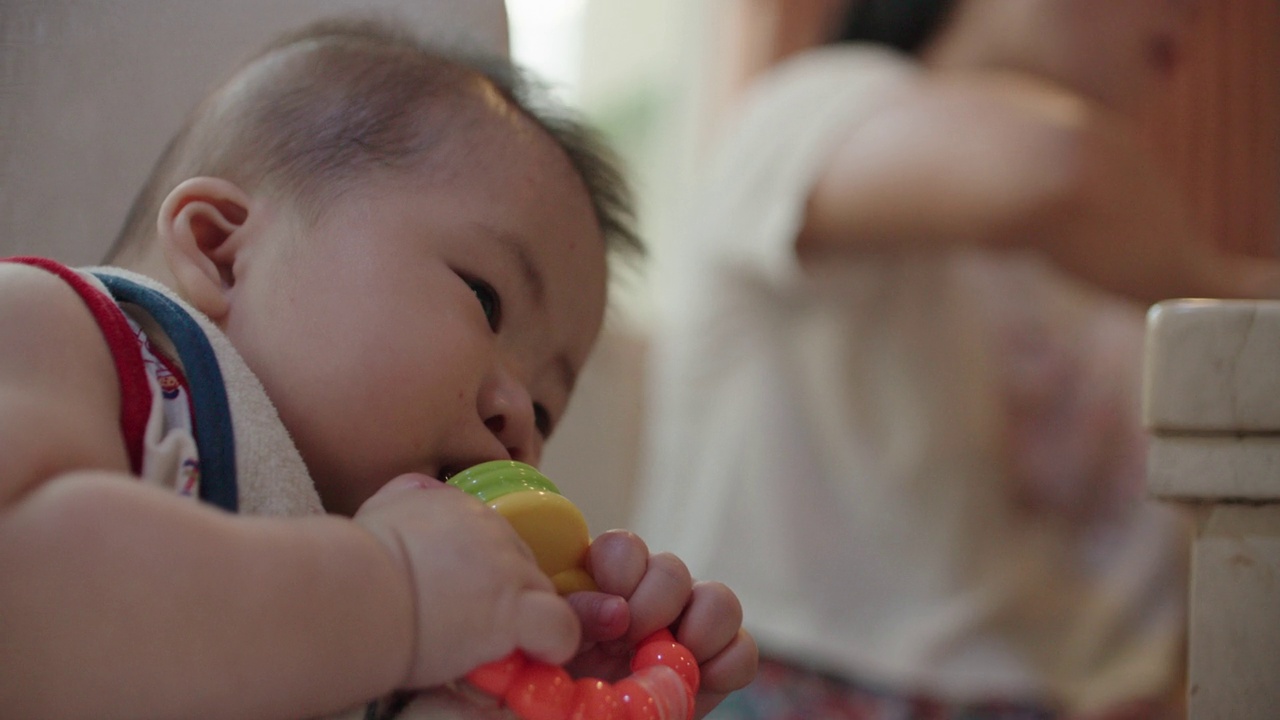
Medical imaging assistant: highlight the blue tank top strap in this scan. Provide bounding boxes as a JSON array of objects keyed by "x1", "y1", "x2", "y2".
[{"x1": 92, "y1": 273, "x2": 238, "y2": 513}]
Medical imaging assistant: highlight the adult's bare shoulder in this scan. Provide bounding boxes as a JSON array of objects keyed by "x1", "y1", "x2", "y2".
[
  {"x1": 854, "y1": 72, "x2": 1280, "y2": 304},
  {"x1": 798, "y1": 70, "x2": 1102, "y2": 259},
  {"x1": 0, "y1": 263, "x2": 129, "y2": 505}
]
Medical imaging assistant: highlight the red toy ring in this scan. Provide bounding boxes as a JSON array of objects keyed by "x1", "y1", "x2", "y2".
[
  {"x1": 447, "y1": 462, "x2": 701, "y2": 719},
  {"x1": 466, "y1": 628, "x2": 700, "y2": 720}
]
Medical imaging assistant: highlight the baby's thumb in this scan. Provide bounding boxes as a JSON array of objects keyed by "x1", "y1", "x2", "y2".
[
  {"x1": 357, "y1": 474, "x2": 447, "y2": 514},
  {"x1": 513, "y1": 589, "x2": 581, "y2": 666}
]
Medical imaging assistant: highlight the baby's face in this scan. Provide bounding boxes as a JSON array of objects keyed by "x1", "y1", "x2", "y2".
[{"x1": 223, "y1": 105, "x2": 608, "y2": 515}]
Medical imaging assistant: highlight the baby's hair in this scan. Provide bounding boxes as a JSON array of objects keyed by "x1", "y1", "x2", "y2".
[{"x1": 107, "y1": 16, "x2": 639, "y2": 262}]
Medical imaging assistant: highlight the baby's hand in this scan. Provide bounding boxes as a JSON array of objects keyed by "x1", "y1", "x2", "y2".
[
  {"x1": 354, "y1": 475, "x2": 580, "y2": 689},
  {"x1": 565, "y1": 530, "x2": 759, "y2": 718}
]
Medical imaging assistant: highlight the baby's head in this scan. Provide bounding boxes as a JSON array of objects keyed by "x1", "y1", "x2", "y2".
[{"x1": 108, "y1": 17, "x2": 639, "y2": 515}]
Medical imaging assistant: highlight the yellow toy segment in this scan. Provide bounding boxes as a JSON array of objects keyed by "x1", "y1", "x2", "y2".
[
  {"x1": 488, "y1": 490, "x2": 597, "y2": 593},
  {"x1": 550, "y1": 567, "x2": 598, "y2": 595}
]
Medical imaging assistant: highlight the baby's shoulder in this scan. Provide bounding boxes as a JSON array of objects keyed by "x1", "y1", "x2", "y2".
[
  {"x1": 0, "y1": 260, "x2": 105, "y2": 336},
  {"x1": 0, "y1": 261, "x2": 122, "y2": 383},
  {"x1": 0, "y1": 261, "x2": 133, "y2": 501}
]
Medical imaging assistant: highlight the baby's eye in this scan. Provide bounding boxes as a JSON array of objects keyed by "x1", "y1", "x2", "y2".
[
  {"x1": 467, "y1": 278, "x2": 502, "y2": 332},
  {"x1": 533, "y1": 403, "x2": 552, "y2": 438}
]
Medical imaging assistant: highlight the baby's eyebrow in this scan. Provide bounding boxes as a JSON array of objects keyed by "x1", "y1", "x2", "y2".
[
  {"x1": 480, "y1": 224, "x2": 577, "y2": 395},
  {"x1": 492, "y1": 231, "x2": 546, "y2": 311}
]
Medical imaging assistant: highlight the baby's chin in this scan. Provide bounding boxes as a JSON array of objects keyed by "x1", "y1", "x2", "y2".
[{"x1": 316, "y1": 475, "x2": 382, "y2": 517}]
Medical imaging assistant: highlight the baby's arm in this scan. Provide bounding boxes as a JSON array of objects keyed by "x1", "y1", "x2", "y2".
[
  {"x1": 0, "y1": 264, "x2": 576, "y2": 719},
  {"x1": 0, "y1": 264, "x2": 414, "y2": 718},
  {"x1": 566, "y1": 530, "x2": 759, "y2": 719}
]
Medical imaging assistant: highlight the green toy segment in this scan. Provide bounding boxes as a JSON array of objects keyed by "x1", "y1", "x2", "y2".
[{"x1": 446, "y1": 459, "x2": 562, "y2": 501}]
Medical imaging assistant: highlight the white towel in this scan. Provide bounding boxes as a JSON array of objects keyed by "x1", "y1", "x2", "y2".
[{"x1": 87, "y1": 266, "x2": 324, "y2": 517}]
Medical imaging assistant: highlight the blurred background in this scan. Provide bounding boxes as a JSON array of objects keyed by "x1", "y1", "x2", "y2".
[
  {"x1": 514, "y1": 0, "x2": 1280, "y2": 532},
  {"x1": 1, "y1": 0, "x2": 1277, "y2": 533}
]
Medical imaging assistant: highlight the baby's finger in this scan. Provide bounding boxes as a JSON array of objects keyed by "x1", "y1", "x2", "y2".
[
  {"x1": 673, "y1": 581, "x2": 743, "y2": 662},
  {"x1": 693, "y1": 691, "x2": 729, "y2": 720},
  {"x1": 692, "y1": 628, "x2": 758, "y2": 697},
  {"x1": 585, "y1": 529, "x2": 648, "y2": 597},
  {"x1": 565, "y1": 591, "x2": 630, "y2": 643},
  {"x1": 514, "y1": 589, "x2": 581, "y2": 666},
  {"x1": 356, "y1": 473, "x2": 445, "y2": 514},
  {"x1": 625, "y1": 552, "x2": 693, "y2": 643}
]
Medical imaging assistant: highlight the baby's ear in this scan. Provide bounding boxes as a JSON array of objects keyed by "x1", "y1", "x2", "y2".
[{"x1": 157, "y1": 177, "x2": 251, "y2": 321}]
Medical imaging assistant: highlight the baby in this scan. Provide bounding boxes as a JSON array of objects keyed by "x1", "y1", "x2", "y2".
[{"x1": 0, "y1": 17, "x2": 755, "y2": 720}]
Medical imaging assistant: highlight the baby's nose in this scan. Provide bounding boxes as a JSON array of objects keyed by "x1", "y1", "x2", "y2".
[{"x1": 478, "y1": 371, "x2": 540, "y2": 464}]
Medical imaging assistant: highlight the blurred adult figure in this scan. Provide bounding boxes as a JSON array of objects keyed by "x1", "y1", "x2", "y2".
[{"x1": 634, "y1": 0, "x2": 1279, "y2": 717}]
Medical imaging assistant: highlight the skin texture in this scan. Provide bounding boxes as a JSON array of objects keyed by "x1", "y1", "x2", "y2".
[
  {"x1": 0, "y1": 85, "x2": 755, "y2": 719},
  {"x1": 798, "y1": 0, "x2": 1280, "y2": 305}
]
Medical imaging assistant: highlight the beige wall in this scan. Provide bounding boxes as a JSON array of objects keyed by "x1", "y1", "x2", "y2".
[{"x1": 0, "y1": 1, "x2": 508, "y2": 265}]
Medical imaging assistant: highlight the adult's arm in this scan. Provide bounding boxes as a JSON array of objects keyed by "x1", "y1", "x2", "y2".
[
  {"x1": 797, "y1": 71, "x2": 1280, "y2": 303},
  {"x1": 0, "y1": 263, "x2": 414, "y2": 720}
]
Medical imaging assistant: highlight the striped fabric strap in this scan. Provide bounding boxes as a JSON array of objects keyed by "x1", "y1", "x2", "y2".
[{"x1": 93, "y1": 273, "x2": 239, "y2": 513}]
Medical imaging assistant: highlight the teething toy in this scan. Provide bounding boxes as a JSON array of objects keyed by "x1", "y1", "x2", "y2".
[
  {"x1": 447, "y1": 460, "x2": 598, "y2": 595},
  {"x1": 448, "y1": 461, "x2": 700, "y2": 720}
]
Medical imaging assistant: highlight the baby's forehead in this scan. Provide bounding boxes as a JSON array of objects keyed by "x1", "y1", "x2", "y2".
[{"x1": 421, "y1": 95, "x2": 597, "y2": 207}]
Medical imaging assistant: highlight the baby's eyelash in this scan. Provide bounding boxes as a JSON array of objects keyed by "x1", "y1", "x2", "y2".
[{"x1": 466, "y1": 277, "x2": 502, "y2": 332}]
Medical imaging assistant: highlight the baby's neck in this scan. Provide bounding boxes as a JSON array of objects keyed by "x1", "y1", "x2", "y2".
[{"x1": 108, "y1": 250, "x2": 181, "y2": 300}]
